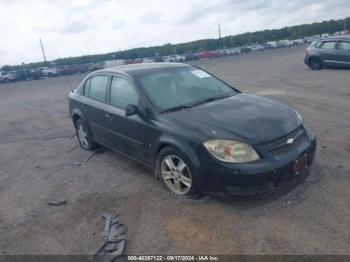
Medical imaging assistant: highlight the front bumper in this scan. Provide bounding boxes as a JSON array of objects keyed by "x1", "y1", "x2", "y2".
[{"x1": 195, "y1": 127, "x2": 316, "y2": 197}]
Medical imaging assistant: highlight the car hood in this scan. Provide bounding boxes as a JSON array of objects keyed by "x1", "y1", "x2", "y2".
[{"x1": 165, "y1": 93, "x2": 302, "y2": 144}]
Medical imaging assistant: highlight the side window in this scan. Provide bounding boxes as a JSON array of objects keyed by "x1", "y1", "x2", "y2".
[
  {"x1": 84, "y1": 78, "x2": 91, "y2": 95},
  {"x1": 110, "y1": 76, "x2": 138, "y2": 110},
  {"x1": 320, "y1": 41, "x2": 336, "y2": 50},
  {"x1": 338, "y1": 41, "x2": 350, "y2": 51},
  {"x1": 88, "y1": 76, "x2": 108, "y2": 102},
  {"x1": 314, "y1": 41, "x2": 322, "y2": 48}
]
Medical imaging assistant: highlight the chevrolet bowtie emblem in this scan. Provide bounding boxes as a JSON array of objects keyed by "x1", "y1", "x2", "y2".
[{"x1": 286, "y1": 138, "x2": 294, "y2": 144}]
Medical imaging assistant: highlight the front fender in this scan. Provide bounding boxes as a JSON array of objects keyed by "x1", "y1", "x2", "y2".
[{"x1": 153, "y1": 134, "x2": 200, "y2": 169}]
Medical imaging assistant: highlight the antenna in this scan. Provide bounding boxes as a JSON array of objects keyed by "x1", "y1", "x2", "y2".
[{"x1": 39, "y1": 38, "x2": 47, "y2": 65}]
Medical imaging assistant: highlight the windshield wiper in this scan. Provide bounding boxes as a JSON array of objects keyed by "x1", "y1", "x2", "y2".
[
  {"x1": 190, "y1": 94, "x2": 232, "y2": 108},
  {"x1": 161, "y1": 104, "x2": 193, "y2": 113}
]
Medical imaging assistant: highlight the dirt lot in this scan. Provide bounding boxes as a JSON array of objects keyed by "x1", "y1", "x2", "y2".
[{"x1": 0, "y1": 46, "x2": 349, "y2": 255}]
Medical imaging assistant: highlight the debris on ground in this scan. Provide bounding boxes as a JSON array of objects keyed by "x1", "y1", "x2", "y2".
[
  {"x1": 85, "y1": 148, "x2": 105, "y2": 163},
  {"x1": 47, "y1": 198, "x2": 68, "y2": 206},
  {"x1": 66, "y1": 145, "x2": 78, "y2": 153},
  {"x1": 93, "y1": 213, "x2": 127, "y2": 262}
]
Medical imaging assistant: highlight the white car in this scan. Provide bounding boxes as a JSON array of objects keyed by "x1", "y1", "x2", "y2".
[
  {"x1": 0, "y1": 71, "x2": 16, "y2": 83},
  {"x1": 142, "y1": 58, "x2": 155, "y2": 63},
  {"x1": 227, "y1": 48, "x2": 241, "y2": 56},
  {"x1": 162, "y1": 55, "x2": 185, "y2": 62},
  {"x1": 250, "y1": 44, "x2": 264, "y2": 51},
  {"x1": 41, "y1": 67, "x2": 58, "y2": 77}
]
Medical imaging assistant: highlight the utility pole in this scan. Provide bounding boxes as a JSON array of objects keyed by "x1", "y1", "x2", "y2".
[
  {"x1": 39, "y1": 38, "x2": 47, "y2": 64},
  {"x1": 218, "y1": 23, "x2": 222, "y2": 48}
]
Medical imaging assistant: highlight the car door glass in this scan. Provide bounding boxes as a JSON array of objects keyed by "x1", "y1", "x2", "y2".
[
  {"x1": 88, "y1": 76, "x2": 108, "y2": 102},
  {"x1": 84, "y1": 78, "x2": 91, "y2": 95},
  {"x1": 110, "y1": 76, "x2": 138, "y2": 110},
  {"x1": 320, "y1": 41, "x2": 336, "y2": 50},
  {"x1": 338, "y1": 41, "x2": 350, "y2": 51}
]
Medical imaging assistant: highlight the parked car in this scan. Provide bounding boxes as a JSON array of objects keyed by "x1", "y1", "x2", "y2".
[
  {"x1": 162, "y1": 55, "x2": 186, "y2": 62},
  {"x1": 250, "y1": 44, "x2": 265, "y2": 51},
  {"x1": 41, "y1": 67, "x2": 58, "y2": 77},
  {"x1": 0, "y1": 71, "x2": 17, "y2": 83},
  {"x1": 184, "y1": 53, "x2": 199, "y2": 61},
  {"x1": 69, "y1": 63, "x2": 316, "y2": 197},
  {"x1": 174, "y1": 55, "x2": 186, "y2": 62},
  {"x1": 240, "y1": 46, "x2": 252, "y2": 54},
  {"x1": 214, "y1": 50, "x2": 228, "y2": 57},
  {"x1": 142, "y1": 58, "x2": 155, "y2": 63},
  {"x1": 266, "y1": 41, "x2": 278, "y2": 48},
  {"x1": 277, "y1": 40, "x2": 294, "y2": 48},
  {"x1": 227, "y1": 48, "x2": 241, "y2": 56},
  {"x1": 101, "y1": 60, "x2": 125, "y2": 68},
  {"x1": 76, "y1": 64, "x2": 89, "y2": 73},
  {"x1": 198, "y1": 51, "x2": 216, "y2": 59},
  {"x1": 13, "y1": 69, "x2": 30, "y2": 81},
  {"x1": 28, "y1": 69, "x2": 42, "y2": 80},
  {"x1": 304, "y1": 35, "x2": 350, "y2": 70}
]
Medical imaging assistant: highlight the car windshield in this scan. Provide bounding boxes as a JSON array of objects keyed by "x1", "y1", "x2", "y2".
[{"x1": 135, "y1": 67, "x2": 237, "y2": 112}]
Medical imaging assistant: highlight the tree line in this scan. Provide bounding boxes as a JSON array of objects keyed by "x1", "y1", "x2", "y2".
[{"x1": 2, "y1": 17, "x2": 348, "y2": 71}]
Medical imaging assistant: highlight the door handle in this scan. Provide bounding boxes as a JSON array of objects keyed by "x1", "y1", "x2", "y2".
[
  {"x1": 105, "y1": 113, "x2": 113, "y2": 120},
  {"x1": 81, "y1": 104, "x2": 88, "y2": 111}
]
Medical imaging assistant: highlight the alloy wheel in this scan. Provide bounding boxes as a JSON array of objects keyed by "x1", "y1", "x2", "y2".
[
  {"x1": 160, "y1": 155, "x2": 192, "y2": 195},
  {"x1": 77, "y1": 123, "x2": 89, "y2": 148}
]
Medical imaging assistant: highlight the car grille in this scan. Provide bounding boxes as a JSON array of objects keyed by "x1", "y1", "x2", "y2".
[{"x1": 260, "y1": 125, "x2": 308, "y2": 155}]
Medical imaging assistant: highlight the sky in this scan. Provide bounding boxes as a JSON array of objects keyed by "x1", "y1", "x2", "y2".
[{"x1": 0, "y1": 0, "x2": 349, "y2": 66}]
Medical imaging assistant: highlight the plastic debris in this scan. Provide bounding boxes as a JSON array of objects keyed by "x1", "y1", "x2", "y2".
[
  {"x1": 47, "y1": 198, "x2": 67, "y2": 206},
  {"x1": 93, "y1": 213, "x2": 127, "y2": 262}
]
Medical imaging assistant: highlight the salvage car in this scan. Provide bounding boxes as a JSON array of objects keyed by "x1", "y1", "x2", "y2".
[{"x1": 69, "y1": 63, "x2": 316, "y2": 197}]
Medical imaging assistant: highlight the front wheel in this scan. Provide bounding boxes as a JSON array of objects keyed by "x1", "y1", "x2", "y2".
[
  {"x1": 308, "y1": 58, "x2": 322, "y2": 70},
  {"x1": 156, "y1": 147, "x2": 201, "y2": 196}
]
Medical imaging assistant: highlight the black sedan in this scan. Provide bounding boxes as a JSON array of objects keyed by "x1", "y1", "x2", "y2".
[{"x1": 69, "y1": 63, "x2": 316, "y2": 197}]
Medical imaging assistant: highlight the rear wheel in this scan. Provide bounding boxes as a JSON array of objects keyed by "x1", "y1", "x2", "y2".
[
  {"x1": 156, "y1": 147, "x2": 201, "y2": 196},
  {"x1": 75, "y1": 119, "x2": 98, "y2": 151},
  {"x1": 309, "y1": 58, "x2": 322, "y2": 70}
]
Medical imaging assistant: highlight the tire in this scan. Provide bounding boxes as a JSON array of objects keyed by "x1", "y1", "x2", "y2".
[
  {"x1": 75, "y1": 119, "x2": 98, "y2": 151},
  {"x1": 308, "y1": 58, "x2": 322, "y2": 70},
  {"x1": 156, "y1": 147, "x2": 201, "y2": 197}
]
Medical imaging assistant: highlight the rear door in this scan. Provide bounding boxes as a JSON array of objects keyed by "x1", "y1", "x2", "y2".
[
  {"x1": 335, "y1": 41, "x2": 350, "y2": 67},
  {"x1": 84, "y1": 75, "x2": 110, "y2": 145},
  {"x1": 318, "y1": 41, "x2": 338, "y2": 66},
  {"x1": 104, "y1": 75, "x2": 150, "y2": 163}
]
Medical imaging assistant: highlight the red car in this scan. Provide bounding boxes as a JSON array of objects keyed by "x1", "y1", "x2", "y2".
[{"x1": 198, "y1": 51, "x2": 217, "y2": 59}]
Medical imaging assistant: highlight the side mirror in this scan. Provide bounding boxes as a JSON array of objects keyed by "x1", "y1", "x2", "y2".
[{"x1": 125, "y1": 104, "x2": 138, "y2": 117}]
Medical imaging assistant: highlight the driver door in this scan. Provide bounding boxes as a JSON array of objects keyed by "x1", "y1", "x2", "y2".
[{"x1": 104, "y1": 75, "x2": 150, "y2": 163}]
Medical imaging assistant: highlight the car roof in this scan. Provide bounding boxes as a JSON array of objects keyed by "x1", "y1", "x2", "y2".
[
  {"x1": 98, "y1": 62, "x2": 191, "y2": 76},
  {"x1": 319, "y1": 35, "x2": 350, "y2": 41}
]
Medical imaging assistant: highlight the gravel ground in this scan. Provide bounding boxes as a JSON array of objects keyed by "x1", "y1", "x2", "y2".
[{"x1": 0, "y1": 46, "x2": 349, "y2": 255}]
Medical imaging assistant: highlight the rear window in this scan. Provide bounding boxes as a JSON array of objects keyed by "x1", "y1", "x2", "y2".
[{"x1": 86, "y1": 76, "x2": 108, "y2": 102}]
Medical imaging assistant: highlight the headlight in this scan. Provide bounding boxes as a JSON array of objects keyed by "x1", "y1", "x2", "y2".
[{"x1": 203, "y1": 139, "x2": 259, "y2": 163}]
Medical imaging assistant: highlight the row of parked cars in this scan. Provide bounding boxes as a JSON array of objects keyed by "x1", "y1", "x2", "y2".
[
  {"x1": 3, "y1": 35, "x2": 342, "y2": 84},
  {"x1": 0, "y1": 64, "x2": 101, "y2": 83},
  {"x1": 139, "y1": 39, "x2": 307, "y2": 63}
]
